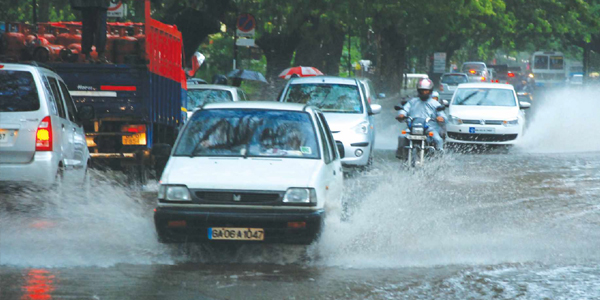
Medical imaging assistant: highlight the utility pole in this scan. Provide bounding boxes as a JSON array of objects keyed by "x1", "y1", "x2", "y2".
[
  {"x1": 32, "y1": 0, "x2": 37, "y2": 24},
  {"x1": 347, "y1": 26, "x2": 352, "y2": 77}
]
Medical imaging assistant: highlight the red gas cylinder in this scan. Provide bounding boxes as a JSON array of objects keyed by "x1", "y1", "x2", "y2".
[
  {"x1": 55, "y1": 22, "x2": 81, "y2": 47},
  {"x1": 113, "y1": 23, "x2": 138, "y2": 64},
  {"x1": 133, "y1": 23, "x2": 146, "y2": 62},
  {"x1": 36, "y1": 23, "x2": 57, "y2": 44},
  {"x1": 104, "y1": 23, "x2": 119, "y2": 63},
  {"x1": 1, "y1": 22, "x2": 27, "y2": 61}
]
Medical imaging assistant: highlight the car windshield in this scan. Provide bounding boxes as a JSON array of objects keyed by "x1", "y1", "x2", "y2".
[
  {"x1": 442, "y1": 75, "x2": 468, "y2": 85},
  {"x1": 187, "y1": 89, "x2": 233, "y2": 110},
  {"x1": 175, "y1": 109, "x2": 320, "y2": 159},
  {"x1": 0, "y1": 70, "x2": 40, "y2": 112},
  {"x1": 453, "y1": 88, "x2": 516, "y2": 106},
  {"x1": 283, "y1": 84, "x2": 363, "y2": 113}
]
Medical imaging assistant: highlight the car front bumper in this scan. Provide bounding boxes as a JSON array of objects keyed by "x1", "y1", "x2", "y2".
[
  {"x1": 0, "y1": 152, "x2": 60, "y2": 186},
  {"x1": 332, "y1": 131, "x2": 372, "y2": 166},
  {"x1": 446, "y1": 123, "x2": 522, "y2": 145},
  {"x1": 154, "y1": 206, "x2": 325, "y2": 244}
]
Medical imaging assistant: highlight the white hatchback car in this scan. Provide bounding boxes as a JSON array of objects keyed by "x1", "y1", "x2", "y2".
[
  {"x1": 154, "y1": 101, "x2": 343, "y2": 244},
  {"x1": 446, "y1": 83, "x2": 530, "y2": 145},
  {"x1": 185, "y1": 83, "x2": 248, "y2": 119}
]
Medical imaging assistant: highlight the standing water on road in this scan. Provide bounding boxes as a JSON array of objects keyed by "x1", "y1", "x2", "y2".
[{"x1": 1, "y1": 88, "x2": 600, "y2": 298}]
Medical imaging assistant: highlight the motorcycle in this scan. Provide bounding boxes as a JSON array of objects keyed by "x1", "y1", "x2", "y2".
[{"x1": 394, "y1": 104, "x2": 446, "y2": 167}]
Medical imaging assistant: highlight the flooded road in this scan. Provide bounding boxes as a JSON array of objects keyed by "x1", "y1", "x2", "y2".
[{"x1": 1, "y1": 88, "x2": 600, "y2": 299}]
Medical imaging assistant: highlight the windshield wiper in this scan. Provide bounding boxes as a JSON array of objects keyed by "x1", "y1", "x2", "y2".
[{"x1": 456, "y1": 91, "x2": 479, "y2": 105}]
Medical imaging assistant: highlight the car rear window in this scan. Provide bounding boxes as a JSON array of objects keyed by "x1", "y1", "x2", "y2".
[
  {"x1": 462, "y1": 64, "x2": 485, "y2": 72},
  {"x1": 441, "y1": 75, "x2": 468, "y2": 85},
  {"x1": 0, "y1": 70, "x2": 40, "y2": 112}
]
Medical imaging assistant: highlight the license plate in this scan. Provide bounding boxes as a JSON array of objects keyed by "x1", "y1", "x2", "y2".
[
  {"x1": 0, "y1": 130, "x2": 8, "y2": 143},
  {"x1": 208, "y1": 227, "x2": 265, "y2": 241},
  {"x1": 468, "y1": 127, "x2": 495, "y2": 134},
  {"x1": 122, "y1": 133, "x2": 147, "y2": 145},
  {"x1": 407, "y1": 135, "x2": 427, "y2": 140}
]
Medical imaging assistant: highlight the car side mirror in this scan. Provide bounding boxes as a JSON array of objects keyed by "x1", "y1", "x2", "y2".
[
  {"x1": 151, "y1": 143, "x2": 172, "y2": 158},
  {"x1": 519, "y1": 101, "x2": 531, "y2": 109},
  {"x1": 369, "y1": 104, "x2": 382, "y2": 115},
  {"x1": 378, "y1": 93, "x2": 386, "y2": 99},
  {"x1": 394, "y1": 105, "x2": 403, "y2": 111},
  {"x1": 436, "y1": 105, "x2": 446, "y2": 111},
  {"x1": 401, "y1": 99, "x2": 408, "y2": 105},
  {"x1": 77, "y1": 105, "x2": 94, "y2": 120},
  {"x1": 442, "y1": 99, "x2": 449, "y2": 106}
]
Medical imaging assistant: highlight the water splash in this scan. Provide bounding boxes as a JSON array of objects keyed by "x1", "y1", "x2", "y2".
[
  {"x1": 0, "y1": 170, "x2": 172, "y2": 268},
  {"x1": 517, "y1": 87, "x2": 600, "y2": 153}
]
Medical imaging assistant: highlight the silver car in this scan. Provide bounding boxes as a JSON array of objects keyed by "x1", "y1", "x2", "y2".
[
  {"x1": 279, "y1": 76, "x2": 381, "y2": 167},
  {"x1": 438, "y1": 73, "x2": 469, "y2": 101},
  {"x1": 0, "y1": 63, "x2": 90, "y2": 186}
]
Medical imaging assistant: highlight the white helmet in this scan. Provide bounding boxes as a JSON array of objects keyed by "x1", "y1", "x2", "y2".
[{"x1": 432, "y1": 91, "x2": 440, "y2": 99}]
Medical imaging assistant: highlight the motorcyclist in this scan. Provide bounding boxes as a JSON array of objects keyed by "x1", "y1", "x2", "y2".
[{"x1": 395, "y1": 78, "x2": 446, "y2": 159}]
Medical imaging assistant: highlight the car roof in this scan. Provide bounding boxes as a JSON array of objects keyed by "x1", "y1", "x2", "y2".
[
  {"x1": 187, "y1": 84, "x2": 239, "y2": 91},
  {"x1": 289, "y1": 76, "x2": 358, "y2": 85},
  {"x1": 404, "y1": 73, "x2": 429, "y2": 78},
  {"x1": 462, "y1": 62, "x2": 487, "y2": 65},
  {"x1": 457, "y1": 82, "x2": 515, "y2": 90},
  {"x1": 442, "y1": 73, "x2": 468, "y2": 76},
  {"x1": 1, "y1": 62, "x2": 41, "y2": 72},
  {"x1": 200, "y1": 101, "x2": 316, "y2": 113}
]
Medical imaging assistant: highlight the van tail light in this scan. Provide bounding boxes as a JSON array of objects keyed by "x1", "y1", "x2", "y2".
[
  {"x1": 121, "y1": 124, "x2": 146, "y2": 133},
  {"x1": 368, "y1": 96, "x2": 372, "y2": 104},
  {"x1": 36, "y1": 116, "x2": 53, "y2": 151},
  {"x1": 439, "y1": 84, "x2": 444, "y2": 91},
  {"x1": 481, "y1": 77, "x2": 486, "y2": 82}
]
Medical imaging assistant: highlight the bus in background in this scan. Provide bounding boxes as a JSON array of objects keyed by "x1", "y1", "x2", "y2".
[{"x1": 530, "y1": 51, "x2": 566, "y2": 88}]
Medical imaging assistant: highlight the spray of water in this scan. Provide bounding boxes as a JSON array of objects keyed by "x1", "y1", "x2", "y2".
[
  {"x1": 517, "y1": 87, "x2": 600, "y2": 153},
  {"x1": 0, "y1": 170, "x2": 173, "y2": 268}
]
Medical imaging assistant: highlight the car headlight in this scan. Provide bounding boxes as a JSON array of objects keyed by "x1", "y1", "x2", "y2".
[
  {"x1": 159, "y1": 185, "x2": 191, "y2": 201},
  {"x1": 449, "y1": 115, "x2": 463, "y2": 125},
  {"x1": 283, "y1": 188, "x2": 317, "y2": 204},
  {"x1": 503, "y1": 119, "x2": 519, "y2": 126},
  {"x1": 352, "y1": 121, "x2": 370, "y2": 134}
]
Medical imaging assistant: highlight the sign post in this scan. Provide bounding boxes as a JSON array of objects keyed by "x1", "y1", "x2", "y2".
[
  {"x1": 234, "y1": 13, "x2": 256, "y2": 70},
  {"x1": 433, "y1": 52, "x2": 447, "y2": 74}
]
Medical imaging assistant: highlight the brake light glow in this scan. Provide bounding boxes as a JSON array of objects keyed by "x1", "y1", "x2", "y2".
[
  {"x1": 481, "y1": 77, "x2": 486, "y2": 81},
  {"x1": 121, "y1": 124, "x2": 146, "y2": 133},
  {"x1": 439, "y1": 84, "x2": 444, "y2": 91},
  {"x1": 469, "y1": 69, "x2": 476, "y2": 74},
  {"x1": 368, "y1": 96, "x2": 372, "y2": 104},
  {"x1": 36, "y1": 116, "x2": 53, "y2": 151},
  {"x1": 0, "y1": 65, "x2": 4, "y2": 69},
  {"x1": 508, "y1": 72, "x2": 515, "y2": 78}
]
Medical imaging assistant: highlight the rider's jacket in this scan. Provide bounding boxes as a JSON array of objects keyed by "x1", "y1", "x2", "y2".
[{"x1": 399, "y1": 96, "x2": 447, "y2": 130}]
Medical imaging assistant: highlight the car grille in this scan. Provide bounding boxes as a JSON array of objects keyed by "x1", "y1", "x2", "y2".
[
  {"x1": 448, "y1": 132, "x2": 518, "y2": 142},
  {"x1": 335, "y1": 141, "x2": 345, "y2": 158},
  {"x1": 462, "y1": 120, "x2": 504, "y2": 125},
  {"x1": 194, "y1": 191, "x2": 283, "y2": 204}
]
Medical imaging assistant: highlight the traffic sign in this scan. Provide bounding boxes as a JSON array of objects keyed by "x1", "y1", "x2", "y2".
[
  {"x1": 433, "y1": 52, "x2": 447, "y2": 73},
  {"x1": 236, "y1": 14, "x2": 256, "y2": 34}
]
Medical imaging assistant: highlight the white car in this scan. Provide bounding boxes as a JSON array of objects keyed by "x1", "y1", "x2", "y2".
[
  {"x1": 154, "y1": 101, "x2": 344, "y2": 244},
  {"x1": 279, "y1": 76, "x2": 381, "y2": 167},
  {"x1": 446, "y1": 83, "x2": 530, "y2": 145},
  {"x1": 186, "y1": 83, "x2": 248, "y2": 119}
]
